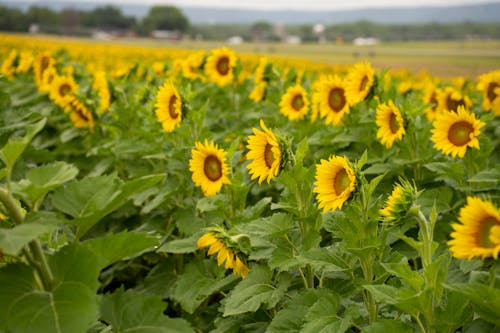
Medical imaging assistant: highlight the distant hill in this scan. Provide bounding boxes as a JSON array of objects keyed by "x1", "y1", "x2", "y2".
[{"x1": 2, "y1": 1, "x2": 500, "y2": 24}]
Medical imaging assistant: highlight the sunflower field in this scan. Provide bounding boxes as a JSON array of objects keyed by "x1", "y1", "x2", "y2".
[{"x1": 0, "y1": 33, "x2": 499, "y2": 333}]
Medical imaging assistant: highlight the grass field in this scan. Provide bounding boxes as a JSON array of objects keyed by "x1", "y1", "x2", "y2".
[{"x1": 12, "y1": 33, "x2": 500, "y2": 78}]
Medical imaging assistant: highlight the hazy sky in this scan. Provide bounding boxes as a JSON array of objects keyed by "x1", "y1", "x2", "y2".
[{"x1": 50, "y1": 0, "x2": 499, "y2": 10}]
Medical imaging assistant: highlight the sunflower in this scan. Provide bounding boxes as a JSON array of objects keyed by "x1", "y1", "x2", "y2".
[
  {"x1": 154, "y1": 81, "x2": 182, "y2": 133},
  {"x1": 437, "y1": 86, "x2": 472, "y2": 113},
  {"x1": 40, "y1": 66, "x2": 57, "y2": 92},
  {"x1": 34, "y1": 52, "x2": 55, "y2": 90},
  {"x1": 375, "y1": 100, "x2": 406, "y2": 149},
  {"x1": 92, "y1": 70, "x2": 111, "y2": 114},
  {"x1": 249, "y1": 81, "x2": 267, "y2": 102},
  {"x1": 314, "y1": 156, "x2": 356, "y2": 212},
  {"x1": 182, "y1": 51, "x2": 205, "y2": 80},
  {"x1": 197, "y1": 231, "x2": 249, "y2": 278},
  {"x1": 422, "y1": 83, "x2": 441, "y2": 121},
  {"x1": 49, "y1": 75, "x2": 79, "y2": 108},
  {"x1": 246, "y1": 119, "x2": 282, "y2": 184},
  {"x1": 379, "y1": 179, "x2": 418, "y2": 226},
  {"x1": 205, "y1": 47, "x2": 237, "y2": 87},
  {"x1": 66, "y1": 97, "x2": 94, "y2": 130},
  {"x1": 476, "y1": 70, "x2": 500, "y2": 116},
  {"x1": 15, "y1": 51, "x2": 34, "y2": 74},
  {"x1": 431, "y1": 106, "x2": 485, "y2": 158},
  {"x1": 315, "y1": 75, "x2": 351, "y2": 126},
  {"x1": 346, "y1": 61, "x2": 375, "y2": 104},
  {"x1": 189, "y1": 140, "x2": 231, "y2": 197},
  {"x1": 279, "y1": 85, "x2": 309, "y2": 121},
  {"x1": 249, "y1": 58, "x2": 270, "y2": 102},
  {"x1": 448, "y1": 197, "x2": 500, "y2": 260},
  {"x1": 0, "y1": 50, "x2": 18, "y2": 79}
]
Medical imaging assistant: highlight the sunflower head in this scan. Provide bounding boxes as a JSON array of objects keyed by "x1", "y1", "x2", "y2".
[
  {"x1": 438, "y1": 86, "x2": 472, "y2": 113},
  {"x1": 49, "y1": 75, "x2": 79, "y2": 108},
  {"x1": 476, "y1": 70, "x2": 500, "y2": 116},
  {"x1": 279, "y1": 85, "x2": 310, "y2": 121},
  {"x1": 189, "y1": 140, "x2": 231, "y2": 197},
  {"x1": 346, "y1": 61, "x2": 375, "y2": 104},
  {"x1": 205, "y1": 47, "x2": 237, "y2": 87},
  {"x1": 65, "y1": 97, "x2": 95, "y2": 131},
  {"x1": 380, "y1": 179, "x2": 419, "y2": 227},
  {"x1": 431, "y1": 106, "x2": 485, "y2": 158},
  {"x1": 182, "y1": 51, "x2": 206, "y2": 80},
  {"x1": 448, "y1": 197, "x2": 500, "y2": 260},
  {"x1": 315, "y1": 75, "x2": 351, "y2": 126},
  {"x1": 246, "y1": 119, "x2": 284, "y2": 184},
  {"x1": 155, "y1": 81, "x2": 183, "y2": 132},
  {"x1": 375, "y1": 100, "x2": 406, "y2": 149},
  {"x1": 197, "y1": 227, "x2": 250, "y2": 278},
  {"x1": 314, "y1": 155, "x2": 357, "y2": 212}
]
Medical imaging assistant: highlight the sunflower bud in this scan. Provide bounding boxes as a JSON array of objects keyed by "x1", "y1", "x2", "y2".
[{"x1": 379, "y1": 179, "x2": 419, "y2": 226}]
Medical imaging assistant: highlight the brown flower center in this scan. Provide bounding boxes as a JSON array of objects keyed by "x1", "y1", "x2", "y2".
[
  {"x1": 487, "y1": 82, "x2": 499, "y2": 103},
  {"x1": 359, "y1": 75, "x2": 369, "y2": 92},
  {"x1": 333, "y1": 168, "x2": 351, "y2": 195},
  {"x1": 291, "y1": 94, "x2": 304, "y2": 111},
  {"x1": 264, "y1": 143, "x2": 275, "y2": 168},
  {"x1": 204, "y1": 155, "x2": 223, "y2": 181},
  {"x1": 448, "y1": 121, "x2": 473, "y2": 146},
  {"x1": 168, "y1": 95, "x2": 179, "y2": 119},
  {"x1": 446, "y1": 95, "x2": 466, "y2": 112},
  {"x1": 429, "y1": 92, "x2": 438, "y2": 111},
  {"x1": 478, "y1": 216, "x2": 500, "y2": 247},
  {"x1": 40, "y1": 56, "x2": 49, "y2": 75},
  {"x1": 328, "y1": 88, "x2": 346, "y2": 112},
  {"x1": 59, "y1": 83, "x2": 71, "y2": 97},
  {"x1": 389, "y1": 112, "x2": 400, "y2": 134},
  {"x1": 216, "y1": 56, "x2": 230, "y2": 75}
]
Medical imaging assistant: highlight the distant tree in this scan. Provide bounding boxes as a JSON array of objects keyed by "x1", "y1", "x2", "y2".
[
  {"x1": 26, "y1": 6, "x2": 61, "y2": 27},
  {"x1": 82, "y1": 5, "x2": 136, "y2": 30},
  {"x1": 250, "y1": 21, "x2": 274, "y2": 41},
  {"x1": 0, "y1": 5, "x2": 28, "y2": 31},
  {"x1": 141, "y1": 5, "x2": 189, "y2": 33},
  {"x1": 60, "y1": 8, "x2": 83, "y2": 35}
]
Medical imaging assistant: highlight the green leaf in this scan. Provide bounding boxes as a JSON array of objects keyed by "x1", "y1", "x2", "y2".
[
  {"x1": 223, "y1": 265, "x2": 290, "y2": 316},
  {"x1": 361, "y1": 319, "x2": 414, "y2": 333},
  {"x1": 0, "y1": 118, "x2": 46, "y2": 169},
  {"x1": 300, "y1": 291, "x2": 342, "y2": 333},
  {"x1": 0, "y1": 244, "x2": 101, "y2": 333},
  {"x1": 444, "y1": 283, "x2": 500, "y2": 326},
  {"x1": 173, "y1": 260, "x2": 239, "y2": 314},
  {"x1": 435, "y1": 291, "x2": 472, "y2": 333},
  {"x1": 14, "y1": 161, "x2": 79, "y2": 204},
  {"x1": 381, "y1": 261, "x2": 424, "y2": 290},
  {"x1": 295, "y1": 137, "x2": 309, "y2": 165},
  {"x1": 157, "y1": 233, "x2": 199, "y2": 254},
  {"x1": 0, "y1": 222, "x2": 58, "y2": 255},
  {"x1": 82, "y1": 231, "x2": 159, "y2": 268},
  {"x1": 294, "y1": 247, "x2": 350, "y2": 273},
  {"x1": 52, "y1": 174, "x2": 164, "y2": 239},
  {"x1": 357, "y1": 150, "x2": 368, "y2": 169},
  {"x1": 100, "y1": 288, "x2": 195, "y2": 333},
  {"x1": 266, "y1": 289, "x2": 320, "y2": 333},
  {"x1": 242, "y1": 213, "x2": 294, "y2": 237}
]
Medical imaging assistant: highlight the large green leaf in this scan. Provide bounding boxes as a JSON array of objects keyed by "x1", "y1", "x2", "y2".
[
  {"x1": 444, "y1": 283, "x2": 500, "y2": 326},
  {"x1": 157, "y1": 233, "x2": 200, "y2": 254},
  {"x1": 13, "y1": 161, "x2": 79, "y2": 204},
  {"x1": 82, "y1": 231, "x2": 159, "y2": 268},
  {"x1": 222, "y1": 265, "x2": 291, "y2": 316},
  {"x1": 100, "y1": 288, "x2": 195, "y2": 333},
  {"x1": 173, "y1": 260, "x2": 239, "y2": 314},
  {"x1": 300, "y1": 291, "x2": 343, "y2": 333},
  {"x1": 361, "y1": 319, "x2": 414, "y2": 333},
  {"x1": 0, "y1": 244, "x2": 101, "y2": 333},
  {"x1": 0, "y1": 222, "x2": 58, "y2": 255},
  {"x1": 51, "y1": 174, "x2": 164, "y2": 239},
  {"x1": 0, "y1": 118, "x2": 46, "y2": 170}
]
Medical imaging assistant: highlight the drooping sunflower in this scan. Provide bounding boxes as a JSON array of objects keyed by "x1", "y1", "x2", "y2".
[
  {"x1": 205, "y1": 47, "x2": 237, "y2": 87},
  {"x1": 448, "y1": 197, "x2": 500, "y2": 260},
  {"x1": 49, "y1": 75, "x2": 79, "y2": 108},
  {"x1": 197, "y1": 231, "x2": 249, "y2": 278},
  {"x1": 246, "y1": 119, "x2": 282, "y2": 184},
  {"x1": 375, "y1": 100, "x2": 406, "y2": 149},
  {"x1": 249, "y1": 81, "x2": 267, "y2": 103},
  {"x1": 279, "y1": 85, "x2": 310, "y2": 121},
  {"x1": 66, "y1": 97, "x2": 94, "y2": 130},
  {"x1": 431, "y1": 106, "x2": 485, "y2": 158},
  {"x1": 314, "y1": 155, "x2": 356, "y2": 212},
  {"x1": 154, "y1": 81, "x2": 182, "y2": 133},
  {"x1": 476, "y1": 70, "x2": 500, "y2": 116},
  {"x1": 346, "y1": 61, "x2": 375, "y2": 104},
  {"x1": 437, "y1": 86, "x2": 472, "y2": 113},
  {"x1": 92, "y1": 70, "x2": 111, "y2": 114},
  {"x1": 315, "y1": 75, "x2": 351, "y2": 126},
  {"x1": 189, "y1": 140, "x2": 231, "y2": 197}
]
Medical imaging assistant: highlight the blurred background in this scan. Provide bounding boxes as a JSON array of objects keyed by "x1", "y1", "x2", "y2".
[{"x1": 1, "y1": 0, "x2": 499, "y2": 77}]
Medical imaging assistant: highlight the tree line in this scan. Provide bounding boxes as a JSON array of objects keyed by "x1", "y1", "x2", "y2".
[{"x1": 1, "y1": 4, "x2": 499, "y2": 41}]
